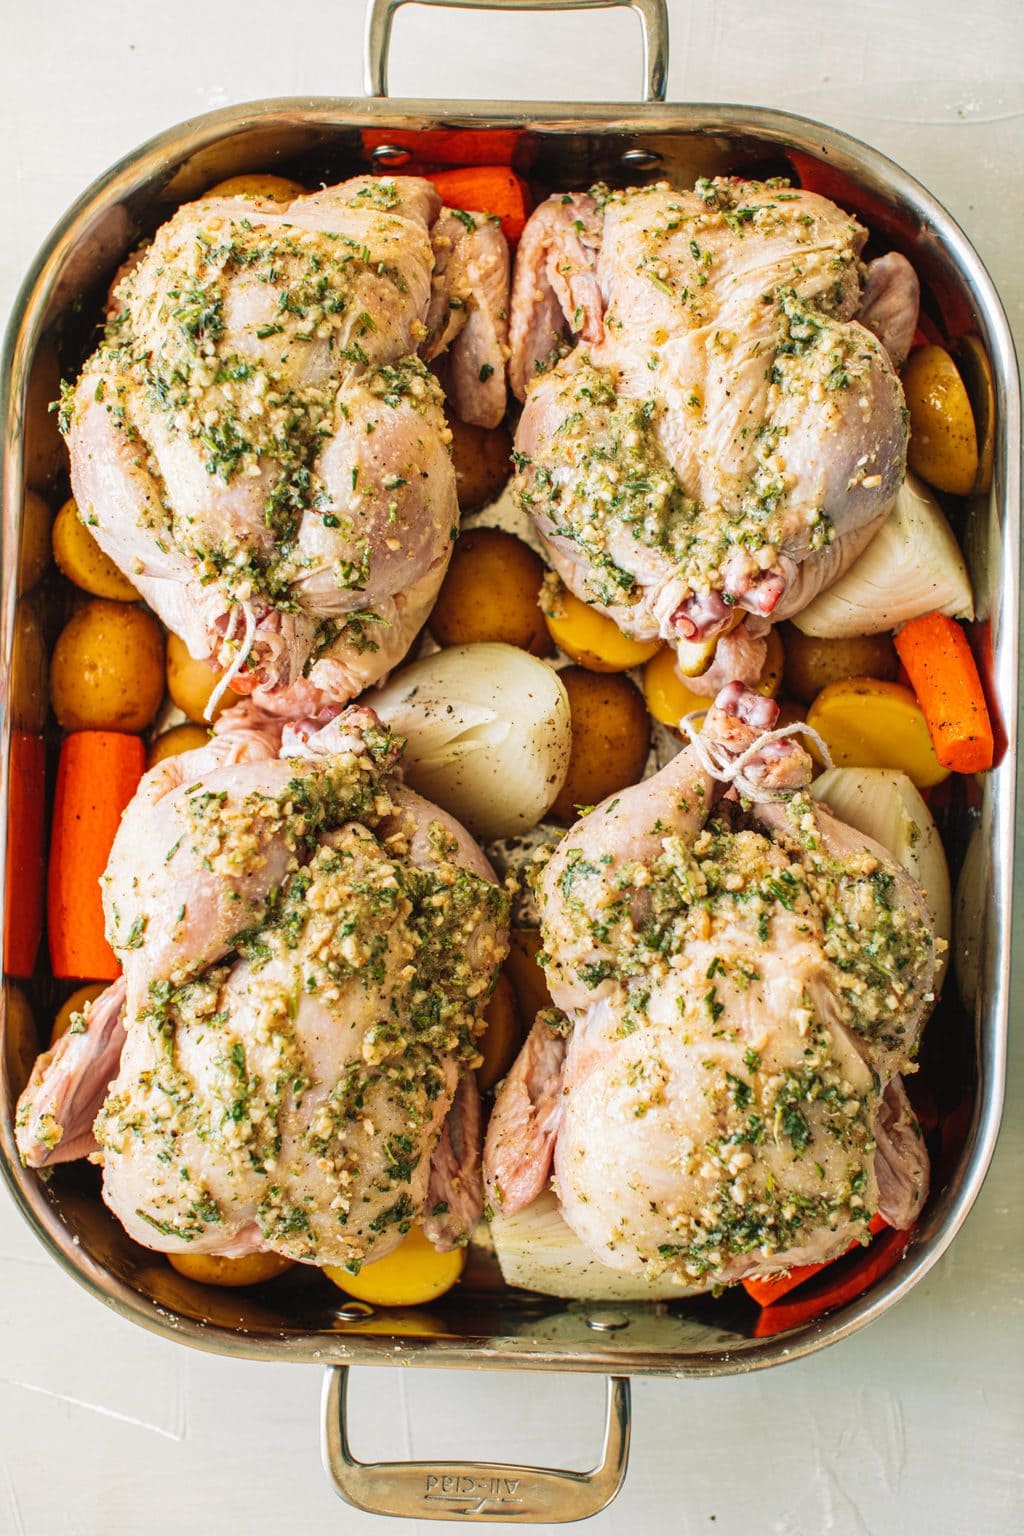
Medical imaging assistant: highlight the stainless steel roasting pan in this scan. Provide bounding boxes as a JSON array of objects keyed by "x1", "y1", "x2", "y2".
[{"x1": 0, "y1": 0, "x2": 1019, "y2": 1521}]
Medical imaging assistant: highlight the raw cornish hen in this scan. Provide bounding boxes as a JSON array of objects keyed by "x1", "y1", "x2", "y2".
[
  {"x1": 64, "y1": 176, "x2": 509, "y2": 714},
  {"x1": 484, "y1": 684, "x2": 935, "y2": 1288},
  {"x1": 17, "y1": 706, "x2": 508, "y2": 1266},
  {"x1": 510, "y1": 177, "x2": 918, "y2": 691}
]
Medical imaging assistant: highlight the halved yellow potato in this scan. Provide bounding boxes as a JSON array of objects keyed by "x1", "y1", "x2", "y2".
[
  {"x1": 544, "y1": 583, "x2": 661, "y2": 672},
  {"x1": 643, "y1": 647, "x2": 708, "y2": 728},
  {"x1": 323, "y1": 1225, "x2": 466, "y2": 1307},
  {"x1": 52, "y1": 982, "x2": 108, "y2": 1044},
  {"x1": 806, "y1": 678, "x2": 950, "y2": 788},
  {"x1": 643, "y1": 628, "x2": 782, "y2": 729},
  {"x1": 168, "y1": 1251, "x2": 295, "y2": 1287},
  {"x1": 904, "y1": 345, "x2": 979, "y2": 497}
]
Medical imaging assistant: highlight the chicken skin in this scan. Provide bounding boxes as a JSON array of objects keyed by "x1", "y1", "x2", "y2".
[
  {"x1": 511, "y1": 178, "x2": 918, "y2": 690},
  {"x1": 64, "y1": 176, "x2": 509, "y2": 714},
  {"x1": 17, "y1": 707, "x2": 508, "y2": 1267},
  {"x1": 484, "y1": 684, "x2": 935, "y2": 1289}
]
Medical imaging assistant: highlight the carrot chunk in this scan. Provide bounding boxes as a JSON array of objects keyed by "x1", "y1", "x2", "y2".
[
  {"x1": 894, "y1": 613, "x2": 995, "y2": 773},
  {"x1": 425, "y1": 166, "x2": 530, "y2": 244},
  {"x1": 4, "y1": 731, "x2": 47, "y2": 977},
  {"x1": 48, "y1": 732, "x2": 146, "y2": 980},
  {"x1": 752, "y1": 1224, "x2": 915, "y2": 1338},
  {"x1": 360, "y1": 128, "x2": 521, "y2": 169},
  {"x1": 741, "y1": 1213, "x2": 887, "y2": 1308}
]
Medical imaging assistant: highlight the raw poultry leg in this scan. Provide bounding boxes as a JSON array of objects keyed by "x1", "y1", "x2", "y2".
[
  {"x1": 484, "y1": 684, "x2": 936, "y2": 1288},
  {"x1": 18, "y1": 708, "x2": 508, "y2": 1269}
]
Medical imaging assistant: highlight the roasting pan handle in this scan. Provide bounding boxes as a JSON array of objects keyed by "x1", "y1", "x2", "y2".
[
  {"x1": 364, "y1": 0, "x2": 668, "y2": 101},
  {"x1": 322, "y1": 1365, "x2": 631, "y2": 1522}
]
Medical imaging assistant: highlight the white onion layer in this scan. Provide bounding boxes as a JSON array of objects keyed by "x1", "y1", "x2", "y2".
[
  {"x1": 794, "y1": 472, "x2": 974, "y2": 638},
  {"x1": 812, "y1": 766, "x2": 951, "y2": 987},
  {"x1": 488, "y1": 1190, "x2": 698, "y2": 1301}
]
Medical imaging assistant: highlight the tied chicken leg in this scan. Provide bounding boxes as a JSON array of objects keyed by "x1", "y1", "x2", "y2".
[
  {"x1": 17, "y1": 708, "x2": 508, "y2": 1267},
  {"x1": 484, "y1": 684, "x2": 936, "y2": 1289},
  {"x1": 63, "y1": 175, "x2": 510, "y2": 714},
  {"x1": 510, "y1": 177, "x2": 918, "y2": 691}
]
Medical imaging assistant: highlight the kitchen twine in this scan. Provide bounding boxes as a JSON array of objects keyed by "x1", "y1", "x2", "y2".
[
  {"x1": 678, "y1": 710, "x2": 834, "y2": 802},
  {"x1": 205, "y1": 602, "x2": 257, "y2": 720}
]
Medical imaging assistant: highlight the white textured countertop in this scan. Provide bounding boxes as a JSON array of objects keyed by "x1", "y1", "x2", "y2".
[{"x1": 1, "y1": 2, "x2": 1021, "y2": 1532}]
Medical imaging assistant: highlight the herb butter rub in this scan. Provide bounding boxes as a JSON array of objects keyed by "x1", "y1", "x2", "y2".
[
  {"x1": 510, "y1": 178, "x2": 918, "y2": 692},
  {"x1": 483, "y1": 684, "x2": 935, "y2": 1290},
  {"x1": 64, "y1": 176, "x2": 509, "y2": 714},
  {"x1": 17, "y1": 707, "x2": 509, "y2": 1268}
]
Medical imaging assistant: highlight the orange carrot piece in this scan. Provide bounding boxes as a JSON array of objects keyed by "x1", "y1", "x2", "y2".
[
  {"x1": 894, "y1": 613, "x2": 995, "y2": 773},
  {"x1": 4, "y1": 731, "x2": 47, "y2": 978},
  {"x1": 425, "y1": 166, "x2": 530, "y2": 244},
  {"x1": 48, "y1": 732, "x2": 146, "y2": 980},
  {"x1": 742, "y1": 1213, "x2": 887, "y2": 1308},
  {"x1": 752, "y1": 1224, "x2": 915, "y2": 1338},
  {"x1": 361, "y1": 128, "x2": 521, "y2": 169}
]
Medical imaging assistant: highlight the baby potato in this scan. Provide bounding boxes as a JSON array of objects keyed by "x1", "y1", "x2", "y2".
[
  {"x1": 52, "y1": 496, "x2": 139, "y2": 599},
  {"x1": 147, "y1": 723, "x2": 211, "y2": 768},
  {"x1": 11, "y1": 596, "x2": 49, "y2": 732},
  {"x1": 24, "y1": 342, "x2": 63, "y2": 488},
  {"x1": 759, "y1": 626, "x2": 784, "y2": 698},
  {"x1": 956, "y1": 335, "x2": 995, "y2": 496},
  {"x1": 781, "y1": 625, "x2": 898, "y2": 705},
  {"x1": 430, "y1": 528, "x2": 550, "y2": 655},
  {"x1": 903, "y1": 345, "x2": 979, "y2": 497},
  {"x1": 3, "y1": 984, "x2": 38, "y2": 1097},
  {"x1": 168, "y1": 1251, "x2": 295, "y2": 1288},
  {"x1": 18, "y1": 489, "x2": 52, "y2": 595},
  {"x1": 166, "y1": 632, "x2": 240, "y2": 723},
  {"x1": 51, "y1": 982, "x2": 108, "y2": 1045},
  {"x1": 476, "y1": 972, "x2": 521, "y2": 1093},
  {"x1": 205, "y1": 173, "x2": 306, "y2": 202},
  {"x1": 505, "y1": 928, "x2": 553, "y2": 1023},
  {"x1": 323, "y1": 1224, "x2": 465, "y2": 1307},
  {"x1": 447, "y1": 416, "x2": 513, "y2": 512},
  {"x1": 551, "y1": 667, "x2": 649, "y2": 821},
  {"x1": 543, "y1": 581, "x2": 662, "y2": 672},
  {"x1": 774, "y1": 698, "x2": 808, "y2": 733},
  {"x1": 50, "y1": 599, "x2": 165, "y2": 732}
]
